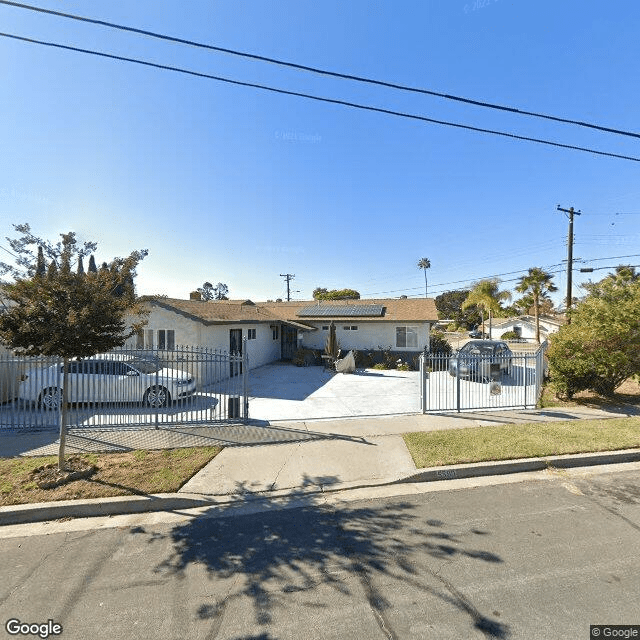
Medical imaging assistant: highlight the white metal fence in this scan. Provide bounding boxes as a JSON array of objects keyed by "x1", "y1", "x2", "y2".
[
  {"x1": 0, "y1": 346, "x2": 249, "y2": 433},
  {"x1": 419, "y1": 342, "x2": 547, "y2": 412}
]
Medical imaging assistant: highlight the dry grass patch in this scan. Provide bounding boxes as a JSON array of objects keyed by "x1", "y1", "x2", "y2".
[
  {"x1": 403, "y1": 417, "x2": 640, "y2": 469},
  {"x1": 0, "y1": 446, "x2": 222, "y2": 506}
]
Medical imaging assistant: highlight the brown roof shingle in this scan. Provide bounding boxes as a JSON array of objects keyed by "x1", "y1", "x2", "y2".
[{"x1": 146, "y1": 297, "x2": 438, "y2": 326}]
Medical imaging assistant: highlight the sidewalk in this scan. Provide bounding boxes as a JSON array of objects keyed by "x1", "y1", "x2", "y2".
[{"x1": 2, "y1": 405, "x2": 639, "y2": 526}]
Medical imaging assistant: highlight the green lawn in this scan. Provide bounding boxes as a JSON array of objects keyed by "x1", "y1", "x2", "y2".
[{"x1": 403, "y1": 417, "x2": 640, "y2": 469}]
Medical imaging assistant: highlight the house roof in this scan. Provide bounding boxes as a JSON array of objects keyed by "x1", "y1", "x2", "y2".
[
  {"x1": 146, "y1": 297, "x2": 438, "y2": 328},
  {"x1": 492, "y1": 315, "x2": 565, "y2": 329},
  {"x1": 260, "y1": 298, "x2": 439, "y2": 324},
  {"x1": 147, "y1": 298, "x2": 289, "y2": 326}
]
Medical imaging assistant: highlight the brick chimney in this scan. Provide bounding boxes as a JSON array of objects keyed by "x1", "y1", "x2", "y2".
[{"x1": 189, "y1": 291, "x2": 202, "y2": 300}]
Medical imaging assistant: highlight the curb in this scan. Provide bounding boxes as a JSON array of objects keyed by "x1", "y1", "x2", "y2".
[
  {"x1": 2, "y1": 448, "x2": 639, "y2": 527},
  {"x1": 396, "y1": 448, "x2": 640, "y2": 484}
]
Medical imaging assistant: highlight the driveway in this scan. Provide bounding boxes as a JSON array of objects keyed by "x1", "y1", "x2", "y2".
[{"x1": 248, "y1": 363, "x2": 420, "y2": 421}]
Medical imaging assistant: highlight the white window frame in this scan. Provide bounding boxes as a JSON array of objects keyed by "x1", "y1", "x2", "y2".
[
  {"x1": 396, "y1": 326, "x2": 418, "y2": 348},
  {"x1": 157, "y1": 329, "x2": 175, "y2": 350},
  {"x1": 248, "y1": 328, "x2": 257, "y2": 340}
]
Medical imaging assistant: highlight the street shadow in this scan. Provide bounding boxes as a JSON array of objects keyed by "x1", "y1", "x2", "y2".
[
  {"x1": 0, "y1": 422, "x2": 374, "y2": 457},
  {"x1": 140, "y1": 479, "x2": 510, "y2": 638}
]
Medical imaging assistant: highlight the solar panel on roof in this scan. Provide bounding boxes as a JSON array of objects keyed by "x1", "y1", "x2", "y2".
[{"x1": 297, "y1": 304, "x2": 385, "y2": 318}]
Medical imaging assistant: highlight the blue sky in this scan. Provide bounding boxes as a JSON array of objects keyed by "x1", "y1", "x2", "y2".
[{"x1": 1, "y1": 0, "x2": 639, "y2": 306}]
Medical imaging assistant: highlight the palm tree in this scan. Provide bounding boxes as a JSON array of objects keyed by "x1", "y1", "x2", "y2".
[
  {"x1": 417, "y1": 258, "x2": 431, "y2": 298},
  {"x1": 516, "y1": 268, "x2": 557, "y2": 343},
  {"x1": 462, "y1": 279, "x2": 511, "y2": 337}
]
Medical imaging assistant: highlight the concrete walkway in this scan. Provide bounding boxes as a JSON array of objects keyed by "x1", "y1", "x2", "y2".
[
  {"x1": 2, "y1": 405, "x2": 640, "y2": 525},
  {"x1": 179, "y1": 405, "x2": 635, "y2": 496}
]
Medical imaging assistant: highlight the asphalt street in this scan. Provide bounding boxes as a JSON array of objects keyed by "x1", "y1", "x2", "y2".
[{"x1": 1, "y1": 466, "x2": 639, "y2": 640}]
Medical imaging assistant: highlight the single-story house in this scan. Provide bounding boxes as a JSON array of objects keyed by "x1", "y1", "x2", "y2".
[
  {"x1": 128, "y1": 295, "x2": 439, "y2": 369},
  {"x1": 488, "y1": 315, "x2": 565, "y2": 342},
  {"x1": 261, "y1": 298, "x2": 439, "y2": 357}
]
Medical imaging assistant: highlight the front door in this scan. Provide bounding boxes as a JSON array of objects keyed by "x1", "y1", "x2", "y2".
[
  {"x1": 280, "y1": 326, "x2": 298, "y2": 360},
  {"x1": 230, "y1": 329, "x2": 243, "y2": 376}
]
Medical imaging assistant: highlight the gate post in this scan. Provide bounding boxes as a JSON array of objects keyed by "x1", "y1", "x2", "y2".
[
  {"x1": 242, "y1": 338, "x2": 249, "y2": 422},
  {"x1": 456, "y1": 361, "x2": 461, "y2": 413},
  {"x1": 524, "y1": 353, "x2": 528, "y2": 409},
  {"x1": 420, "y1": 351, "x2": 427, "y2": 414}
]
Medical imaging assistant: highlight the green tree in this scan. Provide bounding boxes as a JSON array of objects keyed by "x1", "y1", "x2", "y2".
[
  {"x1": 417, "y1": 258, "x2": 431, "y2": 298},
  {"x1": 434, "y1": 289, "x2": 481, "y2": 329},
  {"x1": 547, "y1": 272, "x2": 640, "y2": 398},
  {"x1": 515, "y1": 268, "x2": 558, "y2": 343},
  {"x1": 198, "y1": 282, "x2": 229, "y2": 301},
  {"x1": 462, "y1": 279, "x2": 511, "y2": 335},
  {"x1": 0, "y1": 227, "x2": 148, "y2": 470},
  {"x1": 313, "y1": 288, "x2": 360, "y2": 300}
]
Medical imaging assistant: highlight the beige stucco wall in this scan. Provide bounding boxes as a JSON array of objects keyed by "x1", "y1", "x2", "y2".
[
  {"x1": 299, "y1": 321, "x2": 431, "y2": 352},
  {"x1": 125, "y1": 307, "x2": 281, "y2": 370}
]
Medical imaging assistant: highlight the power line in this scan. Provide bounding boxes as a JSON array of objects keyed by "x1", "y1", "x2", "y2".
[
  {"x1": 583, "y1": 253, "x2": 640, "y2": 262},
  {"x1": 2, "y1": 32, "x2": 639, "y2": 164},
  {"x1": 2, "y1": 0, "x2": 640, "y2": 141},
  {"x1": 362, "y1": 264, "x2": 566, "y2": 297}
]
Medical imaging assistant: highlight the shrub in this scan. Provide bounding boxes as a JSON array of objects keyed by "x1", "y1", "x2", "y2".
[
  {"x1": 547, "y1": 273, "x2": 640, "y2": 398},
  {"x1": 429, "y1": 330, "x2": 452, "y2": 356},
  {"x1": 353, "y1": 350, "x2": 376, "y2": 369},
  {"x1": 292, "y1": 348, "x2": 320, "y2": 367},
  {"x1": 500, "y1": 331, "x2": 520, "y2": 340}
]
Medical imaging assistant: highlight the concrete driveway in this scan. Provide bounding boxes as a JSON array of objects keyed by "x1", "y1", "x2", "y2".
[{"x1": 248, "y1": 362, "x2": 420, "y2": 421}]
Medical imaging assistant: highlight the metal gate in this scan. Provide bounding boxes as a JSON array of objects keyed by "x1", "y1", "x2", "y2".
[
  {"x1": 0, "y1": 345, "x2": 249, "y2": 433},
  {"x1": 419, "y1": 343, "x2": 547, "y2": 412}
]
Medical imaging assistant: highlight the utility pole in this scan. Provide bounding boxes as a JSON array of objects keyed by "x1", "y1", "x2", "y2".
[
  {"x1": 279, "y1": 273, "x2": 295, "y2": 301},
  {"x1": 557, "y1": 205, "x2": 581, "y2": 323}
]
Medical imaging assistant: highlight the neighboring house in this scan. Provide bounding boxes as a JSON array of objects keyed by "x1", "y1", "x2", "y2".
[
  {"x1": 489, "y1": 315, "x2": 565, "y2": 342},
  {"x1": 130, "y1": 295, "x2": 439, "y2": 366}
]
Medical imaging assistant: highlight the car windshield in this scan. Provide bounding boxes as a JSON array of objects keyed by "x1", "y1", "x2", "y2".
[
  {"x1": 462, "y1": 343, "x2": 495, "y2": 355},
  {"x1": 128, "y1": 358, "x2": 163, "y2": 374}
]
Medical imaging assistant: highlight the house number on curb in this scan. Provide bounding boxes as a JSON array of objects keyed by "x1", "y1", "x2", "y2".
[{"x1": 436, "y1": 469, "x2": 457, "y2": 479}]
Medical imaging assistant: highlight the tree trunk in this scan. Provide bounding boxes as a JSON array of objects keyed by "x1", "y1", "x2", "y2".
[
  {"x1": 58, "y1": 357, "x2": 69, "y2": 471},
  {"x1": 534, "y1": 295, "x2": 540, "y2": 343}
]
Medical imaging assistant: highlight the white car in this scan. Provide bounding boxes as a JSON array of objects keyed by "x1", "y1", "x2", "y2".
[{"x1": 18, "y1": 356, "x2": 197, "y2": 409}]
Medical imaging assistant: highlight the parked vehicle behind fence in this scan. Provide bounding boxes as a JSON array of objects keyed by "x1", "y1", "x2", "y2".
[
  {"x1": 18, "y1": 356, "x2": 196, "y2": 410},
  {"x1": 448, "y1": 340, "x2": 513, "y2": 383}
]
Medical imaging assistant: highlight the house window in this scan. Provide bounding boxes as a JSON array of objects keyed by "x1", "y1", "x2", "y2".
[
  {"x1": 396, "y1": 326, "x2": 418, "y2": 348},
  {"x1": 157, "y1": 329, "x2": 175, "y2": 350},
  {"x1": 248, "y1": 329, "x2": 257, "y2": 340},
  {"x1": 322, "y1": 325, "x2": 329, "y2": 331},
  {"x1": 136, "y1": 329, "x2": 144, "y2": 349},
  {"x1": 343, "y1": 325, "x2": 358, "y2": 331},
  {"x1": 272, "y1": 326, "x2": 279, "y2": 340}
]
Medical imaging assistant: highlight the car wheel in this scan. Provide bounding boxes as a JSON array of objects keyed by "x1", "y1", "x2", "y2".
[
  {"x1": 144, "y1": 385, "x2": 170, "y2": 408},
  {"x1": 39, "y1": 387, "x2": 62, "y2": 410}
]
